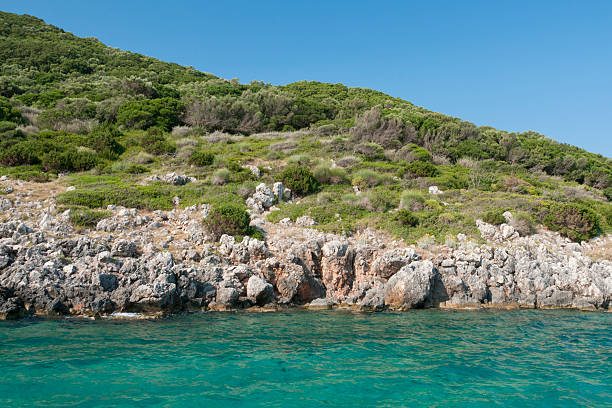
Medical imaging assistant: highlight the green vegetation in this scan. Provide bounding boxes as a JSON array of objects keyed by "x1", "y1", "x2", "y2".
[
  {"x1": 68, "y1": 208, "x2": 111, "y2": 228},
  {"x1": 280, "y1": 165, "x2": 319, "y2": 196},
  {"x1": 540, "y1": 202, "x2": 601, "y2": 242},
  {"x1": 203, "y1": 203, "x2": 261, "y2": 240},
  {"x1": 0, "y1": 11, "x2": 610, "y2": 243}
]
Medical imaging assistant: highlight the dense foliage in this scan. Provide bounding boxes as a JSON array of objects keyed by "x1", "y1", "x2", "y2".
[
  {"x1": 203, "y1": 203, "x2": 255, "y2": 240},
  {"x1": 0, "y1": 11, "x2": 611, "y2": 244}
]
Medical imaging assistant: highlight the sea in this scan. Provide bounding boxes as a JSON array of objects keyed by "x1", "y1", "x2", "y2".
[{"x1": 1, "y1": 309, "x2": 610, "y2": 407}]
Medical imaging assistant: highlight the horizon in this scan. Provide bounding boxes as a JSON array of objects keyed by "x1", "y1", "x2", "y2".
[{"x1": 1, "y1": 1, "x2": 611, "y2": 157}]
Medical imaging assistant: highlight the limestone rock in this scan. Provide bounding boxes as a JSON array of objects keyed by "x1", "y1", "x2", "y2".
[
  {"x1": 384, "y1": 261, "x2": 436, "y2": 309},
  {"x1": 246, "y1": 275, "x2": 273, "y2": 305}
]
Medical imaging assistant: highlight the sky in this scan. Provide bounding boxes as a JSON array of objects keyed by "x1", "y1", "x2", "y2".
[{"x1": 2, "y1": 0, "x2": 612, "y2": 156}]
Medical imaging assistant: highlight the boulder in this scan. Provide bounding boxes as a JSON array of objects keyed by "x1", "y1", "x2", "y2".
[
  {"x1": 216, "y1": 287, "x2": 240, "y2": 307},
  {"x1": 384, "y1": 261, "x2": 436, "y2": 309},
  {"x1": 246, "y1": 275, "x2": 273, "y2": 305},
  {"x1": 296, "y1": 216, "x2": 317, "y2": 226},
  {"x1": 111, "y1": 239, "x2": 138, "y2": 257},
  {"x1": 371, "y1": 248, "x2": 420, "y2": 279}
]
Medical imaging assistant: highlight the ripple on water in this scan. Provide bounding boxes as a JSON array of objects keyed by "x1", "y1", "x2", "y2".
[{"x1": 0, "y1": 309, "x2": 610, "y2": 407}]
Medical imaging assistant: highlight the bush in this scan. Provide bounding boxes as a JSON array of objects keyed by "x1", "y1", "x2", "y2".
[
  {"x1": 280, "y1": 164, "x2": 319, "y2": 195},
  {"x1": 423, "y1": 199, "x2": 441, "y2": 210},
  {"x1": 604, "y1": 187, "x2": 612, "y2": 201},
  {"x1": 0, "y1": 141, "x2": 41, "y2": 166},
  {"x1": 354, "y1": 142, "x2": 384, "y2": 161},
  {"x1": 117, "y1": 97, "x2": 183, "y2": 130},
  {"x1": 57, "y1": 185, "x2": 175, "y2": 210},
  {"x1": 69, "y1": 208, "x2": 111, "y2": 228},
  {"x1": 203, "y1": 203, "x2": 252, "y2": 240},
  {"x1": 402, "y1": 161, "x2": 440, "y2": 178},
  {"x1": 0, "y1": 96, "x2": 24, "y2": 124},
  {"x1": 212, "y1": 168, "x2": 231, "y2": 185},
  {"x1": 511, "y1": 212, "x2": 535, "y2": 236},
  {"x1": 395, "y1": 209, "x2": 419, "y2": 227},
  {"x1": 313, "y1": 164, "x2": 348, "y2": 185},
  {"x1": 41, "y1": 149, "x2": 98, "y2": 172},
  {"x1": 189, "y1": 150, "x2": 215, "y2": 166},
  {"x1": 352, "y1": 169, "x2": 383, "y2": 188},
  {"x1": 400, "y1": 190, "x2": 425, "y2": 211},
  {"x1": 132, "y1": 128, "x2": 176, "y2": 155},
  {"x1": 482, "y1": 208, "x2": 507, "y2": 225},
  {"x1": 541, "y1": 202, "x2": 600, "y2": 242},
  {"x1": 86, "y1": 124, "x2": 124, "y2": 160}
]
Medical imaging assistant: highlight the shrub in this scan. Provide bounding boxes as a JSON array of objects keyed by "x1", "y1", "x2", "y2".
[
  {"x1": 313, "y1": 164, "x2": 348, "y2": 185},
  {"x1": 336, "y1": 155, "x2": 361, "y2": 168},
  {"x1": 212, "y1": 168, "x2": 231, "y2": 185},
  {"x1": 0, "y1": 121, "x2": 16, "y2": 132},
  {"x1": 417, "y1": 234, "x2": 435, "y2": 249},
  {"x1": 57, "y1": 185, "x2": 175, "y2": 210},
  {"x1": 354, "y1": 142, "x2": 384, "y2": 160},
  {"x1": 203, "y1": 203, "x2": 252, "y2": 240},
  {"x1": 423, "y1": 199, "x2": 441, "y2": 211},
  {"x1": 86, "y1": 124, "x2": 124, "y2": 160},
  {"x1": 482, "y1": 208, "x2": 507, "y2": 225},
  {"x1": 402, "y1": 161, "x2": 440, "y2": 178},
  {"x1": 280, "y1": 165, "x2": 319, "y2": 195},
  {"x1": 352, "y1": 169, "x2": 383, "y2": 188},
  {"x1": 604, "y1": 187, "x2": 612, "y2": 201},
  {"x1": 511, "y1": 212, "x2": 535, "y2": 236},
  {"x1": 0, "y1": 96, "x2": 24, "y2": 124},
  {"x1": 0, "y1": 141, "x2": 41, "y2": 166},
  {"x1": 189, "y1": 150, "x2": 215, "y2": 166},
  {"x1": 395, "y1": 209, "x2": 419, "y2": 227},
  {"x1": 69, "y1": 208, "x2": 111, "y2": 228},
  {"x1": 132, "y1": 128, "x2": 176, "y2": 155},
  {"x1": 541, "y1": 202, "x2": 600, "y2": 242},
  {"x1": 117, "y1": 97, "x2": 183, "y2": 130},
  {"x1": 41, "y1": 149, "x2": 98, "y2": 172},
  {"x1": 400, "y1": 190, "x2": 426, "y2": 211}
]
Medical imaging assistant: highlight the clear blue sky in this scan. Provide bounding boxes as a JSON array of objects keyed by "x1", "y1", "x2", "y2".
[{"x1": 2, "y1": 0, "x2": 611, "y2": 156}]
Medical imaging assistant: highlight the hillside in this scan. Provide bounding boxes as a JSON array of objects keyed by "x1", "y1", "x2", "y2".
[{"x1": 0, "y1": 10, "x2": 611, "y2": 245}]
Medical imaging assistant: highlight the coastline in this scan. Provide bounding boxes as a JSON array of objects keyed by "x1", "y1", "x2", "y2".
[{"x1": 1, "y1": 179, "x2": 611, "y2": 320}]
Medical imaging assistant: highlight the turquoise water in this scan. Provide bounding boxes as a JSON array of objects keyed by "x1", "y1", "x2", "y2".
[{"x1": 1, "y1": 310, "x2": 611, "y2": 407}]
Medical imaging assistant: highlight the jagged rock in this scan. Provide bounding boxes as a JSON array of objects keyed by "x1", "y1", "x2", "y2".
[
  {"x1": 429, "y1": 185, "x2": 443, "y2": 195},
  {"x1": 272, "y1": 182, "x2": 284, "y2": 202},
  {"x1": 359, "y1": 284, "x2": 386, "y2": 310},
  {"x1": 0, "y1": 287, "x2": 25, "y2": 320},
  {"x1": 246, "y1": 275, "x2": 273, "y2": 305},
  {"x1": 0, "y1": 198, "x2": 13, "y2": 211},
  {"x1": 216, "y1": 287, "x2": 239, "y2": 307},
  {"x1": 111, "y1": 239, "x2": 138, "y2": 257},
  {"x1": 384, "y1": 261, "x2": 436, "y2": 310},
  {"x1": 371, "y1": 248, "x2": 420, "y2": 279},
  {"x1": 243, "y1": 165, "x2": 260, "y2": 177},
  {"x1": 147, "y1": 172, "x2": 194, "y2": 186},
  {"x1": 321, "y1": 240, "x2": 354, "y2": 297},
  {"x1": 308, "y1": 298, "x2": 333, "y2": 310},
  {"x1": 296, "y1": 216, "x2": 317, "y2": 226}
]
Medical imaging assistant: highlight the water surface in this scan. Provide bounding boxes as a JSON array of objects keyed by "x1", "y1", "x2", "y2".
[{"x1": 1, "y1": 310, "x2": 610, "y2": 407}]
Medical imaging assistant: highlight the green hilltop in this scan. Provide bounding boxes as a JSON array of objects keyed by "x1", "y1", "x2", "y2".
[{"x1": 0, "y1": 11, "x2": 610, "y2": 243}]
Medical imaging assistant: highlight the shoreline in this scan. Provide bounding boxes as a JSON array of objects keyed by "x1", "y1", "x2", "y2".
[{"x1": 1, "y1": 179, "x2": 611, "y2": 321}]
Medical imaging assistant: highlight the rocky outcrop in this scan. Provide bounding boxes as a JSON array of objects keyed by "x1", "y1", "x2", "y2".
[
  {"x1": 384, "y1": 261, "x2": 436, "y2": 310},
  {"x1": 0, "y1": 190, "x2": 610, "y2": 319}
]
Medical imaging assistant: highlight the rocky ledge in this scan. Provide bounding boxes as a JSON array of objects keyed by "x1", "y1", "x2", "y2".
[{"x1": 0, "y1": 180, "x2": 610, "y2": 319}]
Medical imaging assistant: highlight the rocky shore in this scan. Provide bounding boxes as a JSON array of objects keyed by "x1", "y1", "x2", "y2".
[{"x1": 0, "y1": 178, "x2": 611, "y2": 319}]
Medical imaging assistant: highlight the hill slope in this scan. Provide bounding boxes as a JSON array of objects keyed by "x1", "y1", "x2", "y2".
[{"x1": 0, "y1": 11, "x2": 611, "y2": 244}]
